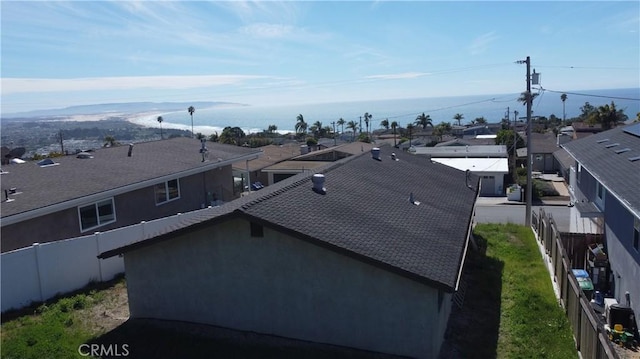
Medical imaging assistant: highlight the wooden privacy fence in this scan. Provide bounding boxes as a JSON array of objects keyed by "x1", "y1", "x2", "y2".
[{"x1": 533, "y1": 208, "x2": 616, "y2": 359}]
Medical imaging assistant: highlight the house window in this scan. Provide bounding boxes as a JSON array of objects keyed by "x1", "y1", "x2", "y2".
[
  {"x1": 155, "y1": 179, "x2": 180, "y2": 204},
  {"x1": 634, "y1": 218, "x2": 639, "y2": 252},
  {"x1": 79, "y1": 198, "x2": 116, "y2": 232},
  {"x1": 250, "y1": 222, "x2": 264, "y2": 237},
  {"x1": 595, "y1": 181, "x2": 605, "y2": 209}
]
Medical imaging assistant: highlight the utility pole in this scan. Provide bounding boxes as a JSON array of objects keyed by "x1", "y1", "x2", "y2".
[
  {"x1": 513, "y1": 110, "x2": 518, "y2": 178},
  {"x1": 359, "y1": 116, "x2": 362, "y2": 136},
  {"x1": 516, "y1": 56, "x2": 533, "y2": 227}
]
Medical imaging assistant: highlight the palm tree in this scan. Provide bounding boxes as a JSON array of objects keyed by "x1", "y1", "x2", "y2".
[
  {"x1": 188, "y1": 106, "x2": 195, "y2": 138},
  {"x1": 561, "y1": 93, "x2": 568, "y2": 122},
  {"x1": 391, "y1": 121, "x2": 398, "y2": 147},
  {"x1": 475, "y1": 117, "x2": 487, "y2": 125},
  {"x1": 518, "y1": 91, "x2": 539, "y2": 106},
  {"x1": 295, "y1": 114, "x2": 307, "y2": 136},
  {"x1": 433, "y1": 122, "x2": 452, "y2": 142},
  {"x1": 313, "y1": 121, "x2": 323, "y2": 138},
  {"x1": 337, "y1": 118, "x2": 345, "y2": 135},
  {"x1": 363, "y1": 112, "x2": 372, "y2": 138},
  {"x1": 588, "y1": 101, "x2": 627, "y2": 130},
  {"x1": 414, "y1": 113, "x2": 432, "y2": 129},
  {"x1": 157, "y1": 116, "x2": 164, "y2": 139},
  {"x1": 346, "y1": 120, "x2": 358, "y2": 141},
  {"x1": 453, "y1": 113, "x2": 464, "y2": 127},
  {"x1": 406, "y1": 123, "x2": 415, "y2": 147},
  {"x1": 380, "y1": 118, "x2": 389, "y2": 130}
]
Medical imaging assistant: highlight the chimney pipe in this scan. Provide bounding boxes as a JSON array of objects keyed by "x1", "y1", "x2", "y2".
[
  {"x1": 312, "y1": 174, "x2": 326, "y2": 194},
  {"x1": 128, "y1": 144, "x2": 134, "y2": 157},
  {"x1": 371, "y1": 147, "x2": 381, "y2": 161}
]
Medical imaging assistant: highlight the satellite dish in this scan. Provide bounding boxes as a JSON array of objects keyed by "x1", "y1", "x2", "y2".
[{"x1": 8, "y1": 147, "x2": 26, "y2": 159}]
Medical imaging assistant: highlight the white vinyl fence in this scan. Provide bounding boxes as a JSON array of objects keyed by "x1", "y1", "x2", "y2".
[{"x1": 1, "y1": 210, "x2": 208, "y2": 313}]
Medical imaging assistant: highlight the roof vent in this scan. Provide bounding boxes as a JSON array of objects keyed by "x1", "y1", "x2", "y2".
[
  {"x1": 312, "y1": 174, "x2": 326, "y2": 194},
  {"x1": 391, "y1": 152, "x2": 398, "y2": 161},
  {"x1": 604, "y1": 143, "x2": 619, "y2": 148},
  {"x1": 409, "y1": 192, "x2": 421, "y2": 205},
  {"x1": 614, "y1": 148, "x2": 631, "y2": 154},
  {"x1": 371, "y1": 147, "x2": 381, "y2": 161}
]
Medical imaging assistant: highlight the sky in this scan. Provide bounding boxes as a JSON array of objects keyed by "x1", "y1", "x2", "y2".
[{"x1": 1, "y1": 1, "x2": 639, "y2": 115}]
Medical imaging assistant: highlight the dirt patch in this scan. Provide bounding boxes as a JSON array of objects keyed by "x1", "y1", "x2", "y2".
[{"x1": 78, "y1": 279, "x2": 130, "y2": 335}]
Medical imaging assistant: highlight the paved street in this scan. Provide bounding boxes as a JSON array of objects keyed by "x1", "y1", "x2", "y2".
[{"x1": 475, "y1": 197, "x2": 570, "y2": 232}]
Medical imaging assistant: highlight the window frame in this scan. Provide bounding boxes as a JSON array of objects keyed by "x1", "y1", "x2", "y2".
[
  {"x1": 78, "y1": 198, "x2": 116, "y2": 233},
  {"x1": 155, "y1": 179, "x2": 181, "y2": 205}
]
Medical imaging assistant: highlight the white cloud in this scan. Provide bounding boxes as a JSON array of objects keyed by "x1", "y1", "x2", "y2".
[
  {"x1": 365, "y1": 72, "x2": 430, "y2": 80},
  {"x1": 239, "y1": 23, "x2": 294, "y2": 38},
  {"x1": 468, "y1": 31, "x2": 499, "y2": 55},
  {"x1": 1, "y1": 75, "x2": 273, "y2": 94}
]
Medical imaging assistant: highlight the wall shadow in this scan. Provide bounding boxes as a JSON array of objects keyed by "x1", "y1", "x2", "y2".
[
  {"x1": 439, "y1": 233, "x2": 504, "y2": 359},
  {"x1": 88, "y1": 318, "x2": 408, "y2": 359}
]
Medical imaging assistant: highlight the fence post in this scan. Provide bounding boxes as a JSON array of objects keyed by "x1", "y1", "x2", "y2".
[
  {"x1": 33, "y1": 242, "x2": 45, "y2": 302},
  {"x1": 94, "y1": 232, "x2": 104, "y2": 282}
]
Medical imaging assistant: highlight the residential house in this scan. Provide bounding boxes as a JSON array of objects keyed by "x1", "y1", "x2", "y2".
[
  {"x1": 0, "y1": 137, "x2": 261, "y2": 252},
  {"x1": 99, "y1": 145, "x2": 479, "y2": 359},
  {"x1": 260, "y1": 142, "x2": 376, "y2": 185},
  {"x1": 231, "y1": 143, "x2": 301, "y2": 190},
  {"x1": 435, "y1": 135, "x2": 496, "y2": 147},
  {"x1": 412, "y1": 145, "x2": 508, "y2": 196},
  {"x1": 561, "y1": 123, "x2": 640, "y2": 331},
  {"x1": 571, "y1": 121, "x2": 603, "y2": 139},
  {"x1": 516, "y1": 132, "x2": 560, "y2": 173}
]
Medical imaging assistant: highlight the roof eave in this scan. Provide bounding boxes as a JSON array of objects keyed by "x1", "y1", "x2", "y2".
[{"x1": 1, "y1": 152, "x2": 260, "y2": 226}]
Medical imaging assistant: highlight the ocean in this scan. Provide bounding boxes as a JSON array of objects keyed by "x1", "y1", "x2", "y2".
[{"x1": 131, "y1": 88, "x2": 640, "y2": 135}]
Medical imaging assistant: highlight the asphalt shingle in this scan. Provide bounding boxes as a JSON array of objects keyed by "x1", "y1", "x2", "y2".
[
  {"x1": 0, "y1": 137, "x2": 261, "y2": 218},
  {"x1": 561, "y1": 124, "x2": 640, "y2": 216},
  {"x1": 100, "y1": 145, "x2": 478, "y2": 291}
]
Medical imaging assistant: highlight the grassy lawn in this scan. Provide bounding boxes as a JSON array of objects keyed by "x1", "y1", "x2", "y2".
[
  {"x1": 1, "y1": 277, "x2": 128, "y2": 359},
  {"x1": 443, "y1": 223, "x2": 577, "y2": 358},
  {"x1": 2, "y1": 224, "x2": 578, "y2": 359}
]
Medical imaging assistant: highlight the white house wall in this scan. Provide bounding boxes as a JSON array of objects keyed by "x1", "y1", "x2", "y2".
[{"x1": 124, "y1": 218, "x2": 448, "y2": 358}]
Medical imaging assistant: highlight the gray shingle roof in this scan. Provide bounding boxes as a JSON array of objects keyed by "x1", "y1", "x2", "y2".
[
  {"x1": 100, "y1": 145, "x2": 479, "y2": 291},
  {"x1": 0, "y1": 137, "x2": 261, "y2": 219},
  {"x1": 561, "y1": 124, "x2": 640, "y2": 216}
]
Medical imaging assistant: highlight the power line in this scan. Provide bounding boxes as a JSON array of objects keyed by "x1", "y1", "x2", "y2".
[
  {"x1": 535, "y1": 65, "x2": 638, "y2": 70},
  {"x1": 538, "y1": 87, "x2": 640, "y2": 101}
]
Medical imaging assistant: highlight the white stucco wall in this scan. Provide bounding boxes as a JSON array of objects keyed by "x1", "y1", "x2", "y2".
[{"x1": 124, "y1": 218, "x2": 450, "y2": 358}]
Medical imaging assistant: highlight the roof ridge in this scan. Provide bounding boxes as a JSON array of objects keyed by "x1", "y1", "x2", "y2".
[{"x1": 239, "y1": 147, "x2": 371, "y2": 210}]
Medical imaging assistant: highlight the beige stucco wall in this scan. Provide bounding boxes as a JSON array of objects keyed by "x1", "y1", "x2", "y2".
[
  {"x1": 1, "y1": 165, "x2": 235, "y2": 252},
  {"x1": 124, "y1": 217, "x2": 451, "y2": 358}
]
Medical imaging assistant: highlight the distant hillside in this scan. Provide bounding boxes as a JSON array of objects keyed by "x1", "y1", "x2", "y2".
[{"x1": 1, "y1": 101, "x2": 247, "y2": 120}]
